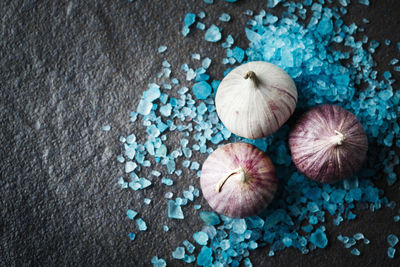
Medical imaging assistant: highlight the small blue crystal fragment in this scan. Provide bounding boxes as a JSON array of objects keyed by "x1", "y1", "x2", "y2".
[
  {"x1": 137, "y1": 99, "x2": 153, "y2": 115},
  {"x1": 310, "y1": 229, "x2": 328, "y2": 248},
  {"x1": 157, "y1": 46, "x2": 167, "y2": 53},
  {"x1": 128, "y1": 232, "x2": 136, "y2": 241},
  {"x1": 151, "y1": 256, "x2": 166, "y2": 267},
  {"x1": 193, "y1": 231, "x2": 209, "y2": 245},
  {"x1": 102, "y1": 125, "x2": 111, "y2": 131},
  {"x1": 232, "y1": 219, "x2": 247, "y2": 234},
  {"x1": 232, "y1": 46, "x2": 245, "y2": 63},
  {"x1": 219, "y1": 13, "x2": 231, "y2": 22},
  {"x1": 172, "y1": 246, "x2": 185, "y2": 259},
  {"x1": 184, "y1": 13, "x2": 196, "y2": 27},
  {"x1": 126, "y1": 209, "x2": 138, "y2": 220},
  {"x1": 125, "y1": 161, "x2": 137, "y2": 173},
  {"x1": 161, "y1": 177, "x2": 174, "y2": 186},
  {"x1": 136, "y1": 218, "x2": 147, "y2": 231},
  {"x1": 200, "y1": 212, "x2": 220, "y2": 225},
  {"x1": 205, "y1": 24, "x2": 222, "y2": 42},
  {"x1": 168, "y1": 200, "x2": 184, "y2": 219},
  {"x1": 387, "y1": 234, "x2": 399, "y2": 247},
  {"x1": 183, "y1": 240, "x2": 195, "y2": 254},
  {"x1": 358, "y1": 0, "x2": 370, "y2": 5},
  {"x1": 350, "y1": 248, "x2": 360, "y2": 256},
  {"x1": 194, "y1": 204, "x2": 202, "y2": 210},
  {"x1": 196, "y1": 246, "x2": 213, "y2": 266},
  {"x1": 388, "y1": 247, "x2": 396, "y2": 258},
  {"x1": 203, "y1": 0, "x2": 213, "y2": 4},
  {"x1": 192, "y1": 81, "x2": 212, "y2": 100},
  {"x1": 163, "y1": 225, "x2": 169, "y2": 232}
]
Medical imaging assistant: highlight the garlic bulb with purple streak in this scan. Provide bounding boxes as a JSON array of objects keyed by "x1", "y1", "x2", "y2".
[
  {"x1": 289, "y1": 104, "x2": 368, "y2": 183},
  {"x1": 215, "y1": 61, "x2": 297, "y2": 139},
  {"x1": 200, "y1": 142, "x2": 277, "y2": 218}
]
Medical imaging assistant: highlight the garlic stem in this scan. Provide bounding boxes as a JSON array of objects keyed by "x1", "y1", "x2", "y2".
[
  {"x1": 214, "y1": 167, "x2": 245, "y2": 192},
  {"x1": 244, "y1": 71, "x2": 259, "y2": 87},
  {"x1": 334, "y1": 130, "x2": 345, "y2": 145}
]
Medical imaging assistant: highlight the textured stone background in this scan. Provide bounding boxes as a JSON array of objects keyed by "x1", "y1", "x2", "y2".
[{"x1": 1, "y1": 0, "x2": 400, "y2": 266}]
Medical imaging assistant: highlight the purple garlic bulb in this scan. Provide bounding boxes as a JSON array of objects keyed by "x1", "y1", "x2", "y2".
[
  {"x1": 289, "y1": 104, "x2": 368, "y2": 183},
  {"x1": 200, "y1": 142, "x2": 277, "y2": 218}
]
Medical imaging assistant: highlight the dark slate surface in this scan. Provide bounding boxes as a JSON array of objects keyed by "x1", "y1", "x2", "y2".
[{"x1": 1, "y1": 0, "x2": 400, "y2": 266}]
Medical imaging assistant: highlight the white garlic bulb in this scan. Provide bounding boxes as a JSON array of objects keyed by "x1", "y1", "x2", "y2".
[{"x1": 216, "y1": 61, "x2": 298, "y2": 139}]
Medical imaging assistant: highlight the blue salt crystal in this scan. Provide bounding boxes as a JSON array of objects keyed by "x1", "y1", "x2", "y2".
[
  {"x1": 157, "y1": 46, "x2": 167, "y2": 53},
  {"x1": 202, "y1": 58, "x2": 212, "y2": 69},
  {"x1": 205, "y1": 25, "x2": 222, "y2": 42},
  {"x1": 126, "y1": 134, "x2": 136, "y2": 144},
  {"x1": 151, "y1": 256, "x2": 166, "y2": 267},
  {"x1": 144, "y1": 198, "x2": 151, "y2": 205},
  {"x1": 181, "y1": 26, "x2": 190, "y2": 36},
  {"x1": 168, "y1": 200, "x2": 184, "y2": 219},
  {"x1": 193, "y1": 231, "x2": 209, "y2": 245},
  {"x1": 163, "y1": 225, "x2": 169, "y2": 232},
  {"x1": 282, "y1": 237, "x2": 293, "y2": 247},
  {"x1": 126, "y1": 209, "x2": 138, "y2": 220},
  {"x1": 197, "y1": 22, "x2": 206, "y2": 30},
  {"x1": 136, "y1": 218, "x2": 147, "y2": 231},
  {"x1": 364, "y1": 238, "x2": 370, "y2": 245},
  {"x1": 194, "y1": 204, "x2": 202, "y2": 210},
  {"x1": 183, "y1": 240, "x2": 196, "y2": 254},
  {"x1": 172, "y1": 246, "x2": 185, "y2": 259},
  {"x1": 125, "y1": 161, "x2": 137, "y2": 173},
  {"x1": 244, "y1": 258, "x2": 253, "y2": 267},
  {"x1": 137, "y1": 99, "x2": 153, "y2": 115},
  {"x1": 161, "y1": 177, "x2": 174, "y2": 186},
  {"x1": 379, "y1": 90, "x2": 393, "y2": 101},
  {"x1": 387, "y1": 234, "x2": 399, "y2": 247},
  {"x1": 128, "y1": 232, "x2": 136, "y2": 241},
  {"x1": 200, "y1": 212, "x2": 221, "y2": 225},
  {"x1": 184, "y1": 255, "x2": 196, "y2": 263},
  {"x1": 350, "y1": 248, "x2": 360, "y2": 256},
  {"x1": 310, "y1": 229, "x2": 328, "y2": 248},
  {"x1": 220, "y1": 239, "x2": 230, "y2": 250},
  {"x1": 197, "y1": 11, "x2": 206, "y2": 19},
  {"x1": 164, "y1": 192, "x2": 173, "y2": 199},
  {"x1": 117, "y1": 155, "x2": 125, "y2": 163},
  {"x1": 190, "y1": 161, "x2": 200, "y2": 170},
  {"x1": 302, "y1": 225, "x2": 313, "y2": 233},
  {"x1": 203, "y1": 0, "x2": 213, "y2": 4},
  {"x1": 192, "y1": 53, "x2": 201, "y2": 60},
  {"x1": 197, "y1": 246, "x2": 213, "y2": 266},
  {"x1": 358, "y1": 0, "x2": 370, "y2": 5},
  {"x1": 186, "y1": 69, "x2": 196, "y2": 81},
  {"x1": 219, "y1": 13, "x2": 231, "y2": 22},
  {"x1": 388, "y1": 247, "x2": 396, "y2": 259},
  {"x1": 183, "y1": 190, "x2": 194, "y2": 201},
  {"x1": 309, "y1": 215, "x2": 318, "y2": 225},
  {"x1": 184, "y1": 13, "x2": 196, "y2": 27},
  {"x1": 267, "y1": 0, "x2": 284, "y2": 8},
  {"x1": 232, "y1": 46, "x2": 245, "y2": 63},
  {"x1": 394, "y1": 66, "x2": 400, "y2": 72},
  {"x1": 192, "y1": 81, "x2": 212, "y2": 100},
  {"x1": 102, "y1": 125, "x2": 111, "y2": 131},
  {"x1": 394, "y1": 216, "x2": 400, "y2": 222},
  {"x1": 354, "y1": 233, "x2": 364, "y2": 240},
  {"x1": 232, "y1": 219, "x2": 247, "y2": 234},
  {"x1": 143, "y1": 84, "x2": 161, "y2": 102}
]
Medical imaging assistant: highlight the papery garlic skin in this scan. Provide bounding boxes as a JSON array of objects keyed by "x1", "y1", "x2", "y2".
[
  {"x1": 200, "y1": 142, "x2": 277, "y2": 218},
  {"x1": 216, "y1": 61, "x2": 297, "y2": 139},
  {"x1": 289, "y1": 104, "x2": 368, "y2": 183}
]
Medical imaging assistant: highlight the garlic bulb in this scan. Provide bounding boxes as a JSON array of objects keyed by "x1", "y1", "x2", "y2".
[
  {"x1": 200, "y1": 142, "x2": 277, "y2": 218},
  {"x1": 216, "y1": 61, "x2": 297, "y2": 139},
  {"x1": 289, "y1": 104, "x2": 368, "y2": 183}
]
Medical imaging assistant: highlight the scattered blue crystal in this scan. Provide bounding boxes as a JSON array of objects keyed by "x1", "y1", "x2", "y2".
[
  {"x1": 102, "y1": 125, "x2": 111, "y2": 131},
  {"x1": 200, "y1": 212, "x2": 220, "y2": 226},
  {"x1": 232, "y1": 219, "x2": 247, "y2": 234},
  {"x1": 192, "y1": 81, "x2": 212, "y2": 100},
  {"x1": 194, "y1": 204, "x2": 202, "y2": 210},
  {"x1": 193, "y1": 231, "x2": 209, "y2": 245},
  {"x1": 197, "y1": 246, "x2": 212, "y2": 266},
  {"x1": 219, "y1": 13, "x2": 231, "y2": 22},
  {"x1": 196, "y1": 22, "x2": 206, "y2": 30},
  {"x1": 125, "y1": 161, "x2": 137, "y2": 173},
  {"x1": 137, "y1": 99, "x2": 153, "y2": 115},
  {"x1": 172, "y1": 246, "x2": 185, "y2": 259},
  {"x1": 136, "y1": 218, "x2": 147, "y2": 231},
  {"x1": 144, "y1": 198, "x2": 151, "y2": 205},
  {"x1": 168, "y1": 200, "x2": 184, "y2": 219},
  {"x1": 183, "y1": 240, "x2": 195, "y2": 254},
  {"x1": 128, "y1": 232, "x2": 136, "y2": 241},
  {"x1": 163, "y1": 225, "x2": 169, "y2": 232},
  {"x1": 151, "y1": 256, "x2": 166, "y2": 267},
  {"x1": 358, "y1": 0, "x2": 370, "y2": 5},
  {"x1": 310, "y1": 229, "x2": 328, "y2": 248},
  {"x1": 203, "y1": 0, "x2": 213, "y2": 4},
  {"x1": 388, "y1": 247, "x2": 396, "y2": 259},
  {"x1": 387, "y1": 234, "x2": 399, "y2": 247},
  {"x1": 354, "y1": 233, "x2": 364, "y2": 240},
  {"x1": 162, "y1": 177, "x2": 174, "y2": 186},
  {"x1": 350, "y1": 248, "x2": 360, "y2": 256},
  {"x1": 157, "y1": 46, "x2": 167, "y2": 53},
  {"x1": 205, "y1": 25, "x2": 221, "y2": 42},
  {"x1": 127, "y1": 209, "x2": 138, "y2": 220}
]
